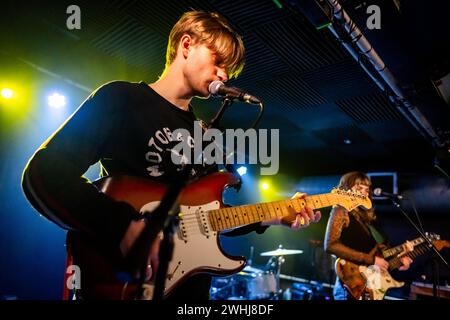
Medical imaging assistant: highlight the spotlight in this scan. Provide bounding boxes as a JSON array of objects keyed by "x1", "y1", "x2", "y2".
[
  {"x1": 48, "y1": 93, "x2": 66, "y2": 108},
  {"x1": 1, "y1": 88, "x2": 13, "y2": 99},
  {"x1": 261, "y1": 182, "x2": 269, "y2": 191},
  {"x1": 237, "y1": 166, "x2": 247, "y2": 176}
]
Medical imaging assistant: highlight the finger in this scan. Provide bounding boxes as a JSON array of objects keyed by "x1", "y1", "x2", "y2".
[
  {"x1": 406, "y1": 241, "x2": 414, "y2": 252},
  {"x1": 313, "y1": 211, "x2": 321, "y2": 222},
  {"x1": 304, "y1": 206, "x2": 315, "y2": 221},
  {"x1": 291, "y1": 215, "x2": 306, "y2": 229},
  {"x1": 298, "y1": 215, "x2": 307, "y2": 228},
  {"x1": 300, "y1": 211, "x2": 311, "y2": 226},
  {"x1": 291, "y1": 216, "x2": 300, "y2": 229}
]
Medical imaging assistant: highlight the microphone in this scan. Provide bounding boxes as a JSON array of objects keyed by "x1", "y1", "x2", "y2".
[
  {"x1": 208, "y1": 80, "x2": 262, "y2": 104},
  {"x1": 373, "y1": 188, "x2": 403, "y2": 200}
]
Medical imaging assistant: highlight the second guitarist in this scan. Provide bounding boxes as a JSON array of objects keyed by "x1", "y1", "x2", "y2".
[{"x1": 324, "y1": 171, "x2": 413, "y2": 300}]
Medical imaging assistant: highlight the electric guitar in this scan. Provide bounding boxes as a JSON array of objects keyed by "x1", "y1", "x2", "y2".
[
  {"x1": 89, "y1": 172, "x2": 371, "y2": 299},
  {"x1": 335, "y1": 233, "x2": 450, "y2": 300}
]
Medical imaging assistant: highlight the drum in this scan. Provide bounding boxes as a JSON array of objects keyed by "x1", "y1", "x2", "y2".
[
  {"x1": 210, "y1": 275, "x2": 248, "y2": 300},
  {"x1": 247, "y1": 271, "x2": 278, "y2": 299}
]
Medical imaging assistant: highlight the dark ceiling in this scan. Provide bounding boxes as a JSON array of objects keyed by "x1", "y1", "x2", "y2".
[{"x1": 2, "y1": 0, "x2": 450, "y2": 177}]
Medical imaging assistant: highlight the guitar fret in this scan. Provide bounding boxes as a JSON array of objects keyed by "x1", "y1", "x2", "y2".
[
  {"x1": 261, "y1": 202, "x2": 270, "y2": 220},
  {"x1": 250, "y1": 205, "x2": 257, "y2": 223},
  {"x1": 279, "y1": 201, "x2": 289, "y2": 217},
  {"x1": 224, "y1": 207, "x2": 232, "y2": 229},
  {"x1": 250, "y1": 205, "x2": 257, "y2": 224},
  {"x1": 254, "y1": 203, "x2": 263, "y2": 222},
  {"x1": 254, "y1": 204, "x2": 262, "y2": 221},
  {"x1": 317, "y1": 195, "x2": 327, "y2": 208},
  {"x1": 262, "y1": 202, "x2": 273, "y2": 220},
  {"x1": 241, "y1": 206, "x2": 250, "y2": 225},
  {"x1": 233, "y1": 207, "x2": 243, "y2": 228},
  {"x1": 285, "y1": 199, "x2": 296, "y2": 213},
  {"x1": 262, "y1": 202, "x2": 271, "y2": 220},
  {"x1": 304, "y1": 197, "x2": 314, "y2": 210},
  {"x1": 238, "y1": 205, "x2": 247, "y2": 224},
  {"x1": 226, "y1": 207, "x2": 234, "y2": 228},
  {"x1": 272, "y1": 202, "x2": 283, "y2": 218},
  {"x1": 223, "y1": 208, "x2": 231, "y2": 228},
  {"x1": 217, "y1": 208, "x2": 225, "y2": 230},
  {"x1": 214, "y1": 211, "x2": 221, "y2": 231},
  {"x1": 245, "y1": 206, "x2": 253, "y2": 224},
  {"x1": 327, "y1": 194, "x2": 335, "y2": 206},
  {"x1": 291, "y1": 199, "x2": 302, "y2": 212},
  {"x1": 249, "y1": 205, "x2": 258, "y2": 223},
  {"x1": 209, "y1": 211, "x2": 217, "y2": 231},
  {"x1": 218, "y1": 209, "x2": 227, "y2": 230},
  {"x1": 241, "y1": 207, "x2": 248, "y2": 225},
  {"x1": 320, "y1": 195, "x2": 329, "y2": 207},
  {"x1": 270, "y1": 202, "x2": 280, "y2": 219},
  {"x1": 323, "y1": 194, "x2": 333, "y2": 207},
  {"x1": 296, "y1": 198, "x2": 306, "y2": 210},
  {"x1": 231, "y1": 207, "x2": 240, "y2": 227}
]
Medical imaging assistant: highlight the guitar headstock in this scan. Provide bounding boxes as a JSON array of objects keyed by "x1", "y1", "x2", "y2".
[
  {"x1": 433, "y1": 239, "x2": 450, "y2": 251},
  {"x1": 331, "y1": 188, "x2": 372, "y2": 211},
  {"x1": 425, "y1": 232, "x2": 440, "y2": 242},
  {"x1": 425, "y1": 233, "x2": 450, "y2": 251}
]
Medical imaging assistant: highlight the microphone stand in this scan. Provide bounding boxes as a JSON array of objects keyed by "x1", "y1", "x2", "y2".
[
  {"x1": 207, "y1": 96, "x2": 264, "y2": 186},
  {"x1": 390, "y1": 198, "x2": 450, "y2": 299},
  {"x1": 206, "y1": 97, "x2": 243, "y2": 189},
  {"x1": 208, "y1": 97, "x2": 233, "y2": 131},
  {"x1": 126, "y1": 169, "x2": 191, "y2": 301}
]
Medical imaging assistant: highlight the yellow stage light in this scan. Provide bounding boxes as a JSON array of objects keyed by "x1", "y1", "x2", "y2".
[{"x1": 1, "y1": 88, "x2": 13, "y2": 99}]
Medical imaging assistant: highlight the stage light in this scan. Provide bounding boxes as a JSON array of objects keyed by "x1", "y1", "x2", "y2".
[
  {"x1": 237, "y1": 166, "x2": 247, "y2": 176},
  {"x1": 48, "y1": 93, "x2": 66, "y2": 108},
  {"x1": 261, "y1": 182, "x2": 269, "y2": 191},
  {"x1": 272, "y1": 0, "x2": 283, "y2": 9},
  {"x1": 1, "y1": 88, "x2": 13, "y2": 99}
]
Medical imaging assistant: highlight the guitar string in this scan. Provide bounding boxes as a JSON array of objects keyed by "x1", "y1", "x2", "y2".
[
  {"x1": 177, "y1": 194, "x2": 363, "y2": 229},
  {"x1": 176, "y1": 194, "x2": 366, "y2": 234}
]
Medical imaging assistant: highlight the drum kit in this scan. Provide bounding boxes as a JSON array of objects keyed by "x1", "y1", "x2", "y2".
[{"x1": 210, "y1": 245, "x2": 303, "y2": 300}]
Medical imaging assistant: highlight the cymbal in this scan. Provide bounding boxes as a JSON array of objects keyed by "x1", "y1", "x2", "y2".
[{"x1": 260, "y1": 248, "x2": 303, "y2": 256}]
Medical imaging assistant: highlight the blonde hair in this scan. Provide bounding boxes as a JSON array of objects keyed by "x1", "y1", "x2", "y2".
[
  {"x1": 165, "y1": 11, "x2": 245, "y2": 79},
  {"x1": 338, "y1": 171, "x2": 376, "y2": 223}
]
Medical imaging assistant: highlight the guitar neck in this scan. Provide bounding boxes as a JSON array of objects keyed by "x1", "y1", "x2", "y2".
[
  {"x1": 382, "y1": 237, "x2": 424, "y2": 258},
  {"x1": 389, "y1": 239, "x2": 450, "y2": 270},
  {"x1": 388, "y1": 242, "x2": 429, "y2": 270},
  {"x1": 208, "y1": 193, "x2": 341, "y2": 231}
]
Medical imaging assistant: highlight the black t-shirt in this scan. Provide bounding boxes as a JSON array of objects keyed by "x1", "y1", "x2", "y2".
[{"x1": 50, "y1": 80, "x2": 211, "y2": 182}]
